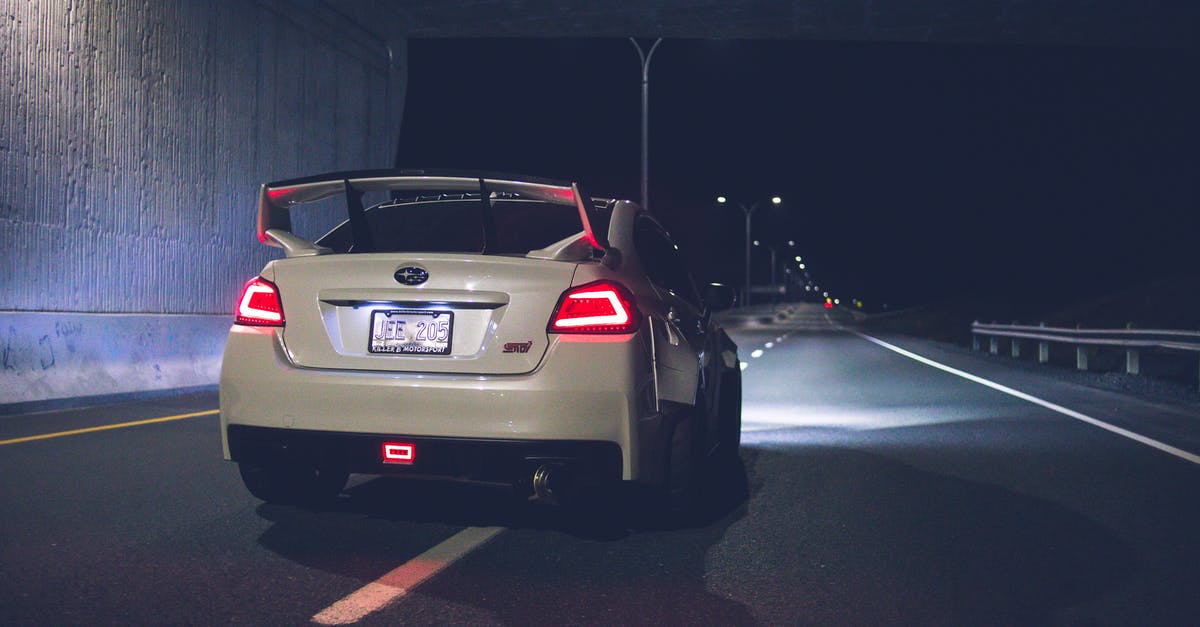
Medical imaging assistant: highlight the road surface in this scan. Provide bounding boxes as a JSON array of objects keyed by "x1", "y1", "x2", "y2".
[{"x1": 3, "y1": 303, "x2": 1198, "y2": 625}]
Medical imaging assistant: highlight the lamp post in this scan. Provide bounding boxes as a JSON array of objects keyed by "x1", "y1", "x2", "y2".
[
  {"x1": 718, "y1": 195, "x2": 782, "y2": 306},
  {"x1": 753, "y1": 240, "x2": 778, "y2": 297},
  {"x1": 630, "y1": 38, "x2": 662, "y2": 212},
  {"x1": 754, "y1": 239, "x2": 797, "y2": 302}
]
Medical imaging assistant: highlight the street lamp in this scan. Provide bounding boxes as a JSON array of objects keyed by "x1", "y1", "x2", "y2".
[
  {"x1": 753, "y1": 240, "x2": 779, "y2": 296},
  {"x1": 754, "y1": 239, "x2": 800, "y2": 301},
  {"x1": 630, "y1": 38, "x2": 663, "y2": 211},
  {"x1": 718, "y1": 195, "x2": 782, "y2": 306}
]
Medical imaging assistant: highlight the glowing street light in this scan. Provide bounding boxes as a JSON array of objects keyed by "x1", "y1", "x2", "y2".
[{"x1": 718, "y1": 196, "x2": 783, "y2": 305}]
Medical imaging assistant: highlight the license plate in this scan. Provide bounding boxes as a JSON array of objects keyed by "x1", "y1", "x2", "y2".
[{"x1": 369, "y1": 310, "x2": 453, "y2": 355}]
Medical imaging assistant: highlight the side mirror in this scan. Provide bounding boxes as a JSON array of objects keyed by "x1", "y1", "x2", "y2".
[{"x1": 704, "y1": 283, "x2": 737, "y2": 311}]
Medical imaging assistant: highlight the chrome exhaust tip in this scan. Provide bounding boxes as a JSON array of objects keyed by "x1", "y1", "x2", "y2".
[{"x1": 531, "y1": 464, "x2": 569, "y2": 504}]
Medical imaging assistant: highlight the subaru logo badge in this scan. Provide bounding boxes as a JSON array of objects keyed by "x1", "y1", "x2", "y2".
[{"x1": 394, "y1": 266, "x2": 428, "y2": 286}]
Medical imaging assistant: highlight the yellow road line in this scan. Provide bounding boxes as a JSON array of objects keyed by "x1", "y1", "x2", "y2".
[{"x1": 0, "y1": 409, "x2": 219, "y2": 446}]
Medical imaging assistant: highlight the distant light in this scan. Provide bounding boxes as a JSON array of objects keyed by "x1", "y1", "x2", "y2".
[
  {"x1": 798, "y1": 263, "x2": 806, "y2": 270},
  {"x1": 823, "y1": 291, "x2": 829, "y2": 298},
  {"x1": 751, "y1": 349, "x2": 764, "y2": 358},
  {"x1": 765, "y1": 342, "x2": 774, "y2": 349},
  {"x1": 804, "y1": 286, "x2": 811, "y2": 291},
  {"x1": 771, "y1": 196, "x2": 782, "y2": 205},
  {"x1": 753, "y1": 240, "x2": 761, "y2": 246},
  {"x1": 787, "y1": 240, "x2": 795, "y2": 246},
  {"x1": 716, "y1": 196, "x2": 727, "y2": 203},
  {"x1": 794, "y1": 256, "x2": 802, "y2": 262},
  {"x1": 834, "y1": 298, "x2": 841, "y2": 305}
]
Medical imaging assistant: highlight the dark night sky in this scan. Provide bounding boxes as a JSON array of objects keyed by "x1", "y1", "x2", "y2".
[{"x1": 397, "y1": 39, "x2": 1198, "y2": 309}]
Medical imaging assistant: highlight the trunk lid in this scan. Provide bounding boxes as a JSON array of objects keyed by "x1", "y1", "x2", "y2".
[{"x1": 271, "y1": 254, "x2": 576, "y2": 375}]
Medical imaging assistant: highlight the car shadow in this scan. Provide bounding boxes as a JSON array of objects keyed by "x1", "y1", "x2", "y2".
[
  {"x1": 255, "y1": 452, "x2": 752, "y2": 539},
  {"x1": 251, "y1": 458, "x2": 758, "y2": 624}
]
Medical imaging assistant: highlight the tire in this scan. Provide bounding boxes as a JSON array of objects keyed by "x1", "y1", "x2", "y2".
[
  {"x1": 716, "y1": 369, "x2": 742, "y2": 466},
  {"x1": 238, "y1": 461, "x2": 348, "y2": 505},
  {"x1": 665, "y1": 409, "x2": 705, "y2": 520}
]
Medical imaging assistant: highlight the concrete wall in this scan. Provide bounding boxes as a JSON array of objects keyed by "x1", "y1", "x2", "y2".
[
  {"x1": 1, "y1": 0, "x2": 404, "y2": 409},
  {"x1": 0, "y1": 312, "x2": 229, "y2": 412}
]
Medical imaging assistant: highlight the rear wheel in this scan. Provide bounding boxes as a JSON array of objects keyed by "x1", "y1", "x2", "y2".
[
  {"x1": 716, "y1": 369, "x2": 742, "y2": 466},
  {"x1": 237, "y1": 462, "x2": 347, "y2": 505},
  {"x1": 664, "y1": 409, "x2": 705, "y2": 520}
]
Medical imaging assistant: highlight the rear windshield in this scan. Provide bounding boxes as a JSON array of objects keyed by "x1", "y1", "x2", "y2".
[{"x1": 315, "y1": 197, "x2": 585, "y2": 255}]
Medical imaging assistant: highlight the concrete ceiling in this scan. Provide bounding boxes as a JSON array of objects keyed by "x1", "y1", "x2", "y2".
[{"x1": 332, "y1": 1, "x2": 1198, "y2": 48}]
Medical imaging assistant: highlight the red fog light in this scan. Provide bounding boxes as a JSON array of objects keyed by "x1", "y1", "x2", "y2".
[{"x1": 382, "y1": 442, "x2": 415, "y2": 465}]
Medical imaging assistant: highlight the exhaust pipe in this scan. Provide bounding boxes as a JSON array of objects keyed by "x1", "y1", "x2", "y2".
[{"x1": 531, "y1": 464, "x2": 570, "y2": 504}]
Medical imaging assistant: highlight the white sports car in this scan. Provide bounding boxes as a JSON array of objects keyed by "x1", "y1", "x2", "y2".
[{"x1": 219, "y1": 170, "x2": 741, "y2": 513}]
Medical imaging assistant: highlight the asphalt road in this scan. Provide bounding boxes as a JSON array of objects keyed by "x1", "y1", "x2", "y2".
[{"x1": 3, "y1": 303, "x2": 1199, "y2": 625}]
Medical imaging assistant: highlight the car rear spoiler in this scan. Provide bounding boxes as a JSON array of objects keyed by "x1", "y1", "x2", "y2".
[{"x1": 257, "y1": 169, "x2": 612, "y2": 256}]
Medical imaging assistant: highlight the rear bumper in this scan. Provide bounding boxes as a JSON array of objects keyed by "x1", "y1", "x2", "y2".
[
  {"x1": 219, "y1": 325, "x2": 666, "y2": 483},
  {"x1": 227, "y1": 424, "x2": 623, "y2": 489}
]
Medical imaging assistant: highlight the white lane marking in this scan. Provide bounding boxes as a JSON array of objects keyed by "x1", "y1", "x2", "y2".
[
  {"x1": 312, "y1": 526, "x2": 504, "y2": 625},
  {"x1": 854, "y1": 331, "x2": 1200, "y2": 466}
]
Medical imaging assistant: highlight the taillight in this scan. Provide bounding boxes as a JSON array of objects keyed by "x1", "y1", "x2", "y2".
[
  {"x1": 235, "y1": 277, "x2": 284, "y2": 326},
  {"x1": 548, "y1": 280, "x2": 639, "y2": 334}
]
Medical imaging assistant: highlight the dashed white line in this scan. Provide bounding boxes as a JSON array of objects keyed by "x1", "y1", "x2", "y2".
[
  {"x1": 854, "y1": 331, "x2": 1200, "y2": 466},
  {"x1": 311, "y1": 526, "x2": 504, "y2": 625}
]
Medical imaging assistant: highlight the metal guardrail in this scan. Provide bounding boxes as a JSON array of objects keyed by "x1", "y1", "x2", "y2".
[{"x1": 971, "y1": 321, "x2": 1200, "y2": 388}]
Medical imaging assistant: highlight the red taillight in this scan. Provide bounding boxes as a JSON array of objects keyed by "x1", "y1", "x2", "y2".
[
  {"x1": 548, "y1": 280, "x2": 639, "y2": 334},
  {"x1": 382, "y1": 442, "x2": 415, "y2": 465},
  {"x1": 235, "y1": 277, "x2": 284, "y2": 326}
]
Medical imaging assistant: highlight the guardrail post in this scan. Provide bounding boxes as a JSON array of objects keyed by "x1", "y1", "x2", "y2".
[
  {"x1": 1010, "y1": 321, "x2": 1020, "y2": 358},
  {"x1": 972, "y1": 322, "x2": 980, "y2": 351},
  {"x1": 990, "y1": 336, "x2": 999, "y2": 355},
  {"x1": 1038, "y1": 322, "x2": 1049, "y2": 363},
  {"x1": 1076, "y1": 324, "x2": 1088, "y2": 370},
  {"x1": 1125, "y1": 322, "x2": 1140, "y2": 375}
]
